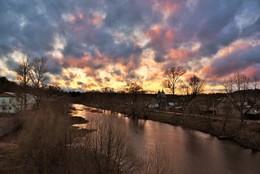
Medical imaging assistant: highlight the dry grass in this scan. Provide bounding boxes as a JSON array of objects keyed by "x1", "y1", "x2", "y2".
[
  {"x1": 17, "y1": 99, "x2": 70, "y2": 173},
  {"x1": 0, "y1": 115, "x2": 18, "y2": 127}
]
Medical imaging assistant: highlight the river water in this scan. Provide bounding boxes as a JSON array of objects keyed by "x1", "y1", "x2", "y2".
[{"x1": 71, "y1": 104, "x2": 260, "y2": 174}]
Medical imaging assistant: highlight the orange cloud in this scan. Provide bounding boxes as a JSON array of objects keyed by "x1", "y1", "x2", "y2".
[
  {"x1": 167, "y1": 48, "x2": 188, "y2": 61},
  {"x1": 217, "y1": 41, "x2": 249, "y2": 57},
  {"x1": 146, "y1": 24, "x2": 162, "y2": 40},
  {"x1": 90, "y1": 13, "x2": 104, "y2": 27},
  {"x1": 154, "y1": 1, "x2": 180, "y2": 20},
  {"x1": 64, "y1": 57, "x2": 89, "y2": 68},
  {"x1": 66, "y1": 12, "x2": 104, "y2": 30},
  {"x1": 144, "y1": 25, "x2": 175, "y2": 52},
  {"x1": 242, "y1": 66, "x2": 259, "y2": 78},
  {"x1": 160, "y1": 1, "x2": 179, "y2": 13},
  {"x1": 183, "y1": 73, "x2": 194, "y2": 81},
  {"x1": 165, "y1": 30, "x2": 174, "y2": 44},
  {"x1": 68, "y1": 13, "x2": 86, "y2": 23},
  {"x1": 201, "y1": 65, "x2": 210, "y2": 76}
]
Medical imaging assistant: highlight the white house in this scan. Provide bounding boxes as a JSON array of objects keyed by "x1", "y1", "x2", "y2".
[
  {"x1": 0, "y1": 92, "x2": 16, "y2": 113},
  {"x1": 0, "y1": 92, "x2": 36, "y2": 113}
]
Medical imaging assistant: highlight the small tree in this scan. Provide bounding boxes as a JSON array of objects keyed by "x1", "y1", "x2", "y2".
[
  {"x1": 15, "y1": 57, "x2": 32, "y2": 110},
  {"x1": 188, "y1": 75, "x2": 205, "y2": 96},
  {"x1": 101, "y1": 87, "x2": 115, "y2": 93},
  {"x1": 125, "y1": 82, "x2": 144, "y2": 118},
  {"x1": 163, "y1": 66, "x2": 186, "y2": 95}
]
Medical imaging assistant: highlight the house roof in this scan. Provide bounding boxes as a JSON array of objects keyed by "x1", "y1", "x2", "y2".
[{"x1": 0, "y1": 92, "x2": 16, "y2": 98}]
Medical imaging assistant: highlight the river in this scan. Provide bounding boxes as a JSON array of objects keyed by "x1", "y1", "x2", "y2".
[{"x1": 71, "y1": 104, "x2": 260, "y2": 174}]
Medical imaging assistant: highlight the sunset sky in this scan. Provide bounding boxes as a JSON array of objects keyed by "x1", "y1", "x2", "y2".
[{"x1": 0, "y1": 0, "x2": 259, "y2": 93}]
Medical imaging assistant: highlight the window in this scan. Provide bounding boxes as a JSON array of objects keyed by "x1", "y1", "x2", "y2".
[
  {"x1": 9, "y1": 99, "x2": 13, "y2": 104},
  {"x1": 3, "y1": 99, "x2": 6, "y2": 104}
]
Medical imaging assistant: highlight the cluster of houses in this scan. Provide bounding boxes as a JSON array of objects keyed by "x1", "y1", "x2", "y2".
[
  {"x1": 0, "y1": 92, "x2": 36, "y2": 114},
  {"x1": 147, "y1": 90, "x2": 260, "y2": 119}
]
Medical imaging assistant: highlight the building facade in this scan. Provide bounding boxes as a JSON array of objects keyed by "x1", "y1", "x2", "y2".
[{"x1": 0, "y1": 92, "x2": 16, "y2": 113}]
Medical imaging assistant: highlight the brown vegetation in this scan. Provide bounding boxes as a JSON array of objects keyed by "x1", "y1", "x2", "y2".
[{"x1": 0, "y1": 97, "x2": 172, "y2": 173}]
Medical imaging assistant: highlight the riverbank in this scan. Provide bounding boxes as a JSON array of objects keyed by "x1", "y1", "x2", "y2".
[
  {"x1": 145, "y1": 111, "x2": 260, "y2": 151},
  {"x1": 84, "y1": 103, "x2": 260, "y2": 152}
]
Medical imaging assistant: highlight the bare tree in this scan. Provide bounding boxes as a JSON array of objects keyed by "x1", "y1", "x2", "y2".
[
  {"x1": 83, "y1": 117, "x2": 141, "y2": 174},
  {"x1": 179, "y1": 80, "x2": 190, "y2": 96},
  {"x1": 141, "y1": 145, "x2": 173, "y2": 174},
  {"x1": 252, "y1": 76, "x2": 259, "y2": 90},
  {"x1": 125, "y1": 82, "x2": 143, "y2": 94},
  {"x1": 188, "y1": 75, "x2": 205, "y2": 96},
  {"x1": 223, "y1": 72, "x2": 258, "y2": 122},
  {"x1": 232, "y1": 72, "x2": 250, "y2": 91},
  {"x1": 101, "y1": 87, "x2": 115, "y2": 93},
  {"x1": 15, "y1": 57, "x2": 32, "y2": 110},
  {"x1": 29, "y1": 57, "x2": 47, "y2": 108},
  {"x1": 163, "y1": 66, "x2": 186, "y2": 94}
]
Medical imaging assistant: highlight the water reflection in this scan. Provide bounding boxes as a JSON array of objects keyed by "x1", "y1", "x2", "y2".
[{"x1": 71, "y1": 104, "x2": 260, "y2": 174}]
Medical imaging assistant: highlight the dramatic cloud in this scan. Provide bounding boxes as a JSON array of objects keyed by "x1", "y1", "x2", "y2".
[
  {"x1": 0, "y1": 0, "x2": 259, "y2": 93},
  {"x1": 206, "y1": 42, "x2": 260, "y2": 79}
]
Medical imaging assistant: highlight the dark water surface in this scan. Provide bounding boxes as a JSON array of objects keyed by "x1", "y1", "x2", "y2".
[{"x1": 72, "y1": 104, "x2": 260, "y2": 174}]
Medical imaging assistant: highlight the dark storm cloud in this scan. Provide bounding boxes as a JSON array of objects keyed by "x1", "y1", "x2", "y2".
[
  {"x1": 168, "y1": 0, "x2": 243, "y2": 57},
  {"x1": 104, "y1": 0, "x2": 158, "y2": 29},
  {"x1": 208, "y1": 45, "x2": 260, "y2": 77},
  {"x1": 6, "y1": 59, "x2": 17, "y2": 71},
  {"x1": 0, "y1": 1, "x2": 58, "y2": 58},
  {"x1": 239, "y1": 0, "x2": 260, "y2": 38},
  {"x1": 241, "y1": 17, "x2": 260, "y2": 38},
  {"x1": 46, "y1": 58, "x2": 62, "y2": 74}
]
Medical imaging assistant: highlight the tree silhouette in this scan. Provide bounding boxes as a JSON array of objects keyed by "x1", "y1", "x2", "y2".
[
  {"x1": 163, "y1": 66, "x2": 185, "y2": 94},
  {"x1": 29, "y1": 57, "x2": 48, "y2": 108},
  {"x1": 15, "y1": 57, "x2": 32, "y2": 110},
  {"x1": 188, "y1": 75, "x2": 205, "y2": 96}
]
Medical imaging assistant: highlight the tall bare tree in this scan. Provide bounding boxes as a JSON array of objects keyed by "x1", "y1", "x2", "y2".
[
  {"x1": 29, "y1": 57, "x2": 47, "y2": 108},
  {"x1": 188, "y1": 75, "x2": 205, "y2": 96},
  {"x1": 163, "y1": 66, "x2": 186, "y2": 95},
  {"x1": 15, "y1": 57, "x2": 32, "y2": 110}
]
